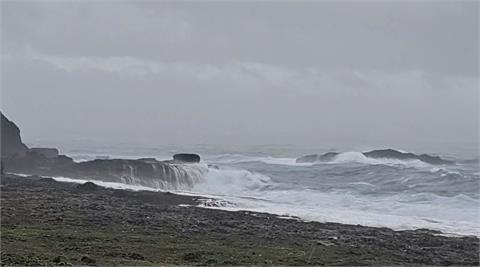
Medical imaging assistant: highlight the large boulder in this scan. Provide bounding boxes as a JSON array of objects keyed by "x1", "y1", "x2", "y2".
[
  {"x1": 173, "y1": 153, "x2": 200, "y2": 163},
  {"x1": 1, "y1": 112, "x2": 29, "y2": 157}
]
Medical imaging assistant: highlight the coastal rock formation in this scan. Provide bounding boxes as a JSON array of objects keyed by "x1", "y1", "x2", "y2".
[
  {"x1": 363, "y1": 149, "x2": 453, "y2": 165},
  {"x1": 3, "y1": 153, "x2": 205, "y2": 190},
  {"x1": 1, "y1": 114, "x2": 205, "y2": 189},
  {"x1": 296, "y1": 149, "x2": 452, "y2": 165},
  {"x1": 173, "y1": 153, "x2": 201, "y2": 163},
  {"x1": 1, "y1": 113, "x2": 28, "y2": 157},
  {"x1": 29, "y1": 148, "x2": 59, "y2": 159}
]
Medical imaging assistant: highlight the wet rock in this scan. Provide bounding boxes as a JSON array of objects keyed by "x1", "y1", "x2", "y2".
[
  {"x1": 76, "y1": 182, "x2": 99, "y2": 191},
  {"x1": 173, "y1": 153, "x2": 200, "y2": 163},
  {"x1": 363, "y1": 149, "x2": 452, "y2": 165},
  {"x1": 52, "y1": 255, "x2": 68, "y2": 264},
  {"x1": 296, "y1": 149, "x2": 452, "y2": 165},
  {"x1": 296, "y1": 154, "x2": 319, "y2": 163},
  {"x1": 319, "y1": 152, "x2": 339, "y2": 161},
  {"x1": 29, "y1": 148, "x2": 59, "y2": 159},
  {"x1": 126, "y1": 253, "x2": 145, "y2": 260},
  {"x1": 80, "y1": 256, "x2": 96, "y2": 265},
  {"x1": 182, "y1": 251, "x2": 202, "y2": 261},
  {"x1": 1, "y1": 112, "x2": 28, "y2": 157},
  {"x1": 39, "y1": 177, "x2": 57, "y2": 184}
]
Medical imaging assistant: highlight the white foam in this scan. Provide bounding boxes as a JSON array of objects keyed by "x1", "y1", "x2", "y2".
[
  {"x1": 52, "y1": 176, "x2": 163, "y2": 191},
  {"x1": 329, "y1": 151, "x2": 431, "y2": 168},
  {"x1": 199, "y1": 188, "x2": 480, "y2": 236},
  {"x1": 188, "y1": 167, "x2": 480, "y2": 236},
  {"x1": 206, "y1": 152, "x2": 435, "y2": 169},
  {"x1": 10, "y1": 160, "x2": 480, "y2": 237},
  {"x1": 205, "y1": 154, "x2": 313, "y2": 166}
]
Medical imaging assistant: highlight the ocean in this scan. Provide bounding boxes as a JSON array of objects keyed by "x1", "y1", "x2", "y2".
[{"x1": 34, "y1": 142, "x2": 480, "y2": 236}]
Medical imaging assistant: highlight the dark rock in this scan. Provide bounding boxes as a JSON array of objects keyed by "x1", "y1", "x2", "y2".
[
  {"x1": 296, "y1": 149, "x2": 452, "y2": 165},
  {"x1": 0, "y1": 113, "x2": 203, "y2": 189},
  {"x1": 2, "y1": 151, "x2": 76, "y2": 174},
  {"x1": 76, "y1": 182, "x2": 99, "y2": 191},
  {"x1": 1, "y1": 112, "x2": 28, "y2": 157},
  {"x1": 126, "y1": 253, "x2": 145, "y2": 260},
  {"x1": 80, "y1": 256, "x2": 96, "y2": 265},
  {"x1": 4, "y1": 154, "x2": 204, "y2": 189},
  {"x1": 39, "y1": 177, "x2": 57, "y2": 184},
  {"x1": 363, "y1": 149, "x2": 452, "y2": 165},
  {"x1": 182, "y1": 252, "x2": 202, "y2": 261},
  {"x1": 29, "y1": 148, "x2": 59, "y2": 159},
  {"x1": 319, "y1": 152, "x2": 339, "y2": 161},
  {"x1": 173, "y1": 153, "x2": 200, "y2": 163},
  {"x1": 52, "y1": 255, "x2": 67, "y2": 264},
  {"x1": 208, "y1": 164, "x2": 219, "y2": 169}
]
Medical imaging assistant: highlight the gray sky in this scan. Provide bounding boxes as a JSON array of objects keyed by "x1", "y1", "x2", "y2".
[{"x1": 1, "y1": 1, "x2": 478, "y2": 151}]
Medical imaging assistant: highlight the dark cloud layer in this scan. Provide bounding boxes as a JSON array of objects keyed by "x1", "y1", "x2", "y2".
[{"x1": 1, "y1": 1, "x2": 478, "y2": 151}]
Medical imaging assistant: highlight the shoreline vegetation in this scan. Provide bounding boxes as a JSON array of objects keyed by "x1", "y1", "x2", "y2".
[{"x1": 1, "y1": 173, "x2": 479, "y2": 266}]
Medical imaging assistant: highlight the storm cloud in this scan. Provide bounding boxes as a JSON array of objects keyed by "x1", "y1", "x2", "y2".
[{"x1": 1, "y1": 1, "x2": 478, "y2": 152}]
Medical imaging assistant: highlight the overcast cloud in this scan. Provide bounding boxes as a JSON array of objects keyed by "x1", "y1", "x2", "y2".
[{"x1": 1, "y1": 1, "x2": 478, "y2": 151}]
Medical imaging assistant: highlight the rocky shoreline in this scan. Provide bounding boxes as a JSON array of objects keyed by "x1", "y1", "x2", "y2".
[{"x1": 1, "y1": 173, "x2": 479, "y2": 266}]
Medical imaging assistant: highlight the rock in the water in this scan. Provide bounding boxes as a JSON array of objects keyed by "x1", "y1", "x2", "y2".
[
  {"x1": 296, "y1": 149, "x2": 452, "y2": 165},
  {"x1": 29, "y1": 148, "x2": 59, "y2": 159},
  {"x1": 1, "y1": 112, "x2": 28, "y2": 157},
  {"x1": 173, "y1": 153, "x2": 200, "y2": 163},
  {"x1": 363, "y1": 149, "x2": 452, "y2": 165},
  {"x1": 0, "y1": 113, "x2": 204, "y2": 189},
  {"x1": 319, "y1": 152, "x2": 339, "y2": 161}
]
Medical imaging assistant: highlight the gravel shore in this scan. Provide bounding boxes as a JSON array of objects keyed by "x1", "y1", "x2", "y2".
[{"x1": 1, "y1": 174, "x2": 479, "y2": 266}]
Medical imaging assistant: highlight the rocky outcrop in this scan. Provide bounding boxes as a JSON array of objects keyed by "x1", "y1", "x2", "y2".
[
  {"x1": 29, "y1": 148, "x2": 59, "y2": 159},
  {"x1": 1, "y1": 113, "x2": 28, "y2": 157},
  {"x1": 173, "y1": 153, "x2": 200, "y2": 163},
  {"x1": 296, "y1": 149, "x2": 453, "y2": 165},
  {"x1": 363, "y1": 149, "x2": 453, "y2": 165},
  {"x1": 3, "y1": 152, "x2": 205, "y2": 190},
  {"x1": 1, "y1": 114, "x2": 205, "y2": 189}
]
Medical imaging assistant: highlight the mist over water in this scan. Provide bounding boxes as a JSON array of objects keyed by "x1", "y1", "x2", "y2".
[{"x1": 41, "y1": 142, "x2": 480, "y2": 236}]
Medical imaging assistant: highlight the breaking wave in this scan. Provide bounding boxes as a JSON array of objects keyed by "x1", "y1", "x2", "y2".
[
  {"x1": 329, "y1": 151, "x2": 431, "y2": 168},
  {"x1": 30, "y1": 146, "x2": 479, "y2": 237},
  {"x1": 205, "y1": 152, "x2": 442, "y2": 169}
]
